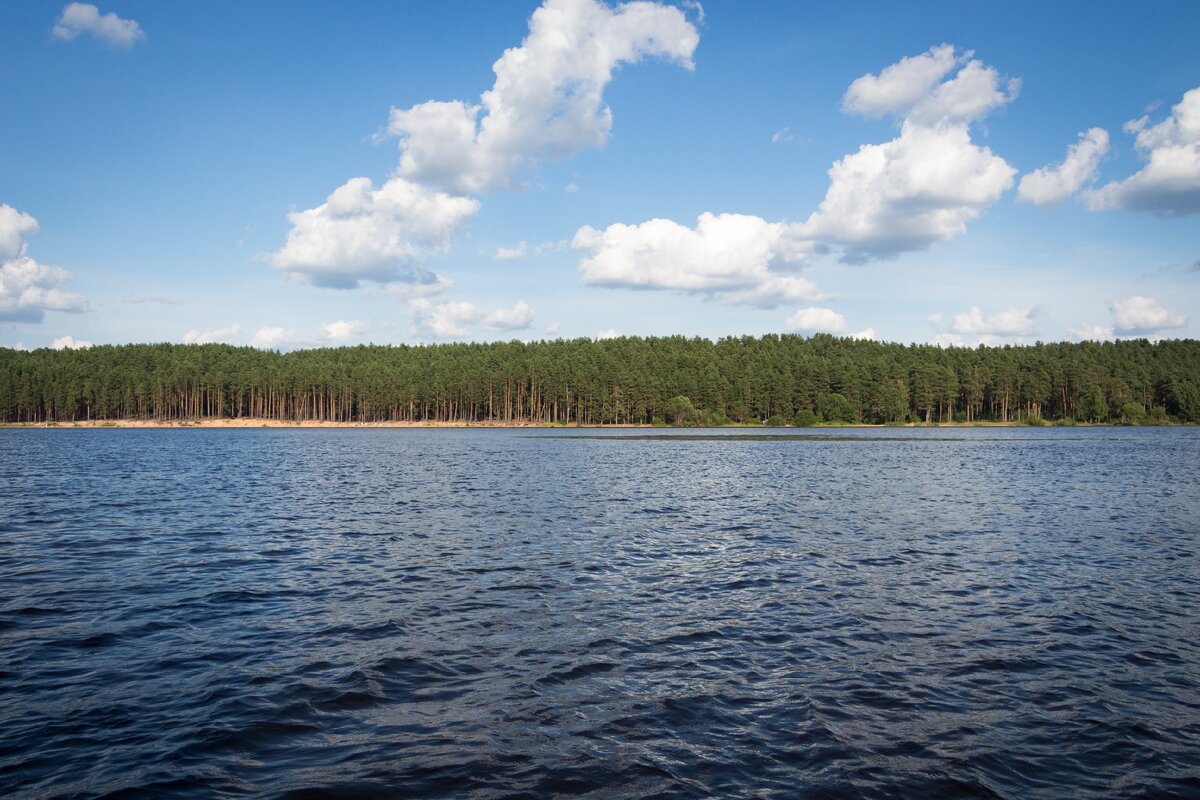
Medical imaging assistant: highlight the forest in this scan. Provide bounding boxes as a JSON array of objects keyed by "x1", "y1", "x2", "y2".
[{"x1": 1, "y1": 335, "x2": 1198, "y2": 425}]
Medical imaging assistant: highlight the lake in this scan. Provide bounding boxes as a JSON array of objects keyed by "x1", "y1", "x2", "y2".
[{"x1": 1, "y1": 427, "x2": 1198, "y2": 798}]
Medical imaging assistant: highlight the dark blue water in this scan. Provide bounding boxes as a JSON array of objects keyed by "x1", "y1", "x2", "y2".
[{"x1": 1, "y1": 427, "x2": 1198, "y2": 798}]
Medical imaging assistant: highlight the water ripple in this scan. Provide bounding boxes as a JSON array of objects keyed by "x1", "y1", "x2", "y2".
[{"x1": 0, "y1": 427, "x2": 1198, "y2": 798}]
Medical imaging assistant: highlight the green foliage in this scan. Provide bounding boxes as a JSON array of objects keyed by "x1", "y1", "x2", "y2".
[
  {"x1": 1, "y1": 337, "x2": 1198, "y2": 426},
  {"x1": 666, "y1": 395, "x2": 697, "y2": 426},
  {"x1": 793, "y1": 409, "x2": 819, "y2": 427},
  {"x1": 1120, "y1": 402, "x2": 1147, "y2": 425},
  {"x1": 1077, "y1": 387, "x2": 1109, "y2": 423},
  {"x1": 765, "y1": 414, "x2": 787, "y2": 427},
  {"x1": 1025, "y1": 415, "x2": 1048, "y2": 426},
  {"x1": 1168, "y1": 380, "x2": 1200, "y2": 422},
  {"x1": 706, "y1": 409, "x2": 732, "y2": 427},
  {"x1": 817, "y1": 392, "x2": 857, "y2": 424}
]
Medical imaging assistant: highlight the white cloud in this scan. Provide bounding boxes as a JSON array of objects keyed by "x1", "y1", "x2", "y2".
[
  {"x1": 803, "y1": 46, "x2": 1018, "y2": 263},
  {"x1": 251, "y1": 326, "x2": 294, "y2": 349},
  {"x1": 595, "y1": 328, "x2": 622, "y2": 340},
  {"x1": 12, "y1": 342, "x2": 28, "y2": 351},
  {"x1": 850, "y1": 328, "x2": 876, "y2": 341},
  {"x1": 1086, "y1": 86, "x2": 1200, "y2": 216},
  {"x1": 574, "y1": 212, "x2": 822, "y2": 307},
  {"x1": 409, "y1": 298, "x2": 533, "y2": 338},
  {"x1": 842, "y1": 44, "x2": 958, "y2": 118},
  {"x1": 484, "y1": 300, "x2": 534, "y2": 331},
  {"x1": 271, "y1": 177, "x2": 479, "y2": 288},
  {"x1": 273, "y1": 0, "x2": 696, "y2": 293},
  {"x1": 387, "y1": 0, "x2": 699, "y2": 195},
  {"x1": 948, "y1": 306, "x2": 1037, "y2": 336},
  {"x1": 715, "y1": 276, "x2": 828, "y2": 308},
  {"x1": 533, "y1": 239, "x2": 568, "y2": 255},
  {"x1": 0, "y1": 204, "x2": 88, "y2": 323},
  {"x1": 322, "y1": 319, "x2": 371, "y2": 342},
  {"x1": 786, "y1": 307, "x2": 847, "y2": 335},
  {"x1": 1110, "y1": 295, "x2": 1186, "y2": 335},
  {"x1": 1018, "y1": 128, "x2": 1110, "y2": 205},
  {"x1": 369, "y1": 273, "x2": 454, "y2": 300},
  {"x1": 51, "y1": 334, "x2": 92, "y2": 350},
  {"x1": 183, "y1": 323, "x2": 241, "y2": 345},
  {"x1": 771, "y1": 127, "x2": 794, "y2": 143},
  {"x1": 1068, "y1": 323, "x2": 1115, "y2": 341},
  {"x1": 545, "y1": 323, "x2": 560, "y2": 335},
  {"x1": 410, "y1": 300, "x2": 483, "y2": 339},
  {"x1": 52, "y1": 3, "x2": 144, "y2": 48},
  {"x1": 494, "y1": 241, "x2": 527, "y2": 261}
]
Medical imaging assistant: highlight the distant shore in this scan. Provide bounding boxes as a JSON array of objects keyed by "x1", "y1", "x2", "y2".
[{"x1": 0, "y1": 418, "x2": 1156, "y2": 429}]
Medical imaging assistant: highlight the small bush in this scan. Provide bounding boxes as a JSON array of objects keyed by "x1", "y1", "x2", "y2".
[
  {"x1": 793, "y1": 409, "x2": 819, "y2": 427},
  {"x1": 765, "y1": 415, "x2": 787, "y2": 427}
]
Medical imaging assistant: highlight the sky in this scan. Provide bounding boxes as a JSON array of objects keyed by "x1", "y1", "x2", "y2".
[{"x1": 2, "y1": 0, "x2": 1198, "y2": 351}]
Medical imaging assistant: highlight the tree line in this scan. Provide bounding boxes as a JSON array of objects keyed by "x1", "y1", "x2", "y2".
[{"x1": 1, "y1": 335, "x2": 1198, "y2": 425}]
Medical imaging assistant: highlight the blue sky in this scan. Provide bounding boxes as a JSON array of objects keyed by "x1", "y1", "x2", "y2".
[{"x1": 2, "y1": 0, "x2": 1198, "y2": 350}]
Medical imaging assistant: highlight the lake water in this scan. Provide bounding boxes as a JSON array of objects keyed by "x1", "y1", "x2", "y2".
[{"x1": 1, "y1": 427, "x2": 1198, "y2": 798}]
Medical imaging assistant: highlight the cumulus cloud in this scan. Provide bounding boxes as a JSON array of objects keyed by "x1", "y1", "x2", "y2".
[
  {"x1": 786, "y1": 307, "x2": 847, "y2": 335},
  {"x1": 369, "y1": 272, "x2": 454, "y2": 300},
  {"x1": 947, "y1": 306, "x2": 1038, "y2": 336},
  {"x1": 494, "y1": 242, "x2": 527, "y2": 262},
  {"x1": 1086, "y1": 87, "x2": 1200, "y2": 216},
  {"x1": 52, "y1": 3, "x2": 144, "y2": 48},
  {"x1": 484, "y1": 300, "x2": 534, "y2": 331},
  {"x1": 574, "y1": 212, "x2": 823, "y2": 307},
  {"x1": 273, "y1": 0, "x2": 696, "y2": 291},
  {"x1": 1068, "y1": 323, "x2": 1115, "y2": 342},
  {"x1": 850, "y1": 328, "x2": 876, "y2": 341},
  {"x1": 842, "y1": 44, "x2": 959, "y2": 118},
  {"x1": 183, "y1": 323, "x2": 241, "y2": 345},
  {"x1": 595, "y1": 328, "x2": 622, "y2": 340},
  {"x1": 1018, "y1": 128, "x2": 1109, "y2": 205},
  {"x1": 271, "y1": 177, "x2": 478, "y2": 288},
  {"x1": 51, "y1": 334, "x2": 92, "y2": 350},
  {"x1": 1110, "y1": 295, "x2": 1186, "y2": 335},
  {"x1": 387, "y1": 0, "x2": 699, "y2": 195},
  {"x1": 251, "y1": 327, "x2": 294, "y2": 349},
  {"x1": 410, "y1": 298, "x2": 533, "y2": 338},
  {"x1": 1070, "y1": 296, "x2": 1186, "y2": 342},
  {"x1": 803, "y1": 46, "x2": 1018, "y2": 263},
  {"x1": 322, "y1": 319, "x2": 371, "y2": 342},
  {"x1": 0, "y1": 204, "x2": 88, "y2": 323}
]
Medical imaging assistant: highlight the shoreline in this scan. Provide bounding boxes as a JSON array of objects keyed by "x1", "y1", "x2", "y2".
[{"x1": 0, "y1": 418, "x2": 1156, "y2": 429}]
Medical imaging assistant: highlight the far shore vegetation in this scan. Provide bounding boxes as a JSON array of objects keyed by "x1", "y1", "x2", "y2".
[{"x1": 2, "y1": 335, "x2": 1198, "y2": 426}]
